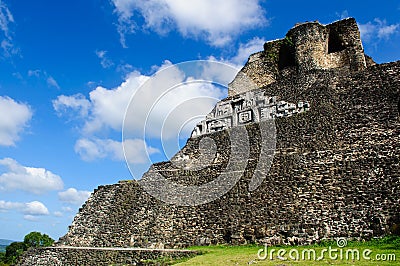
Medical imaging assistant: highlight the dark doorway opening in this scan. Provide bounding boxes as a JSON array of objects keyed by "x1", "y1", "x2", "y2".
[
  {"x1": 278, "y1": 44, "x2": 296, "y2": 70},
  {"x1": 328, "y1": 30, "x2": 345, "y2": 54}
]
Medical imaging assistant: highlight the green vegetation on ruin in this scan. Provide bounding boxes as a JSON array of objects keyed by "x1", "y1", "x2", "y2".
[{"x1": 0, "y1": 232, "x2": 54, "y2": 265}]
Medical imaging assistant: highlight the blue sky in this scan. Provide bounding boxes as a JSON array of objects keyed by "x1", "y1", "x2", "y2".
[{"x1": 0, "y1": 0, "x2": 399, "y2": 241}]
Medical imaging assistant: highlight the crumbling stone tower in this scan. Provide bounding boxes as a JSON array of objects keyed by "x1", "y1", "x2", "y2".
[{"x1": 229, "y1": 18, "x2": 371, "y2": 96}]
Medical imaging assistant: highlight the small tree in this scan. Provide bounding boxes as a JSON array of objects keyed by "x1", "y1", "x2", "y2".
[
  {"x1": 1, "y1": 232, "x2": 54, "y2": 264},
  {"x1": 5, "y1": 242, "x2": 27, "y2": 264},
  {"x1": 23, "y1": 231, "x2": 54, "y2": 248}
]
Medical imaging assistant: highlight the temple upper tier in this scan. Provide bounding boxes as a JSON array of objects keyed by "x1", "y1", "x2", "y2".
[{"x1": 228, "y1": 18, "x2": 374, "y2": 96}]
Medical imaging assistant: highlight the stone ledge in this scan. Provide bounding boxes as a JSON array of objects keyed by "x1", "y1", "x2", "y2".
[{"x1": 18, "y1": 246, "x2": 199, "y2": 266}]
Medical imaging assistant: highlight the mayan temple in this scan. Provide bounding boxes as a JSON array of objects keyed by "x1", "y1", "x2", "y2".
[{"x1": 20, "y1": 18, "x2": 400, "y2": 265}]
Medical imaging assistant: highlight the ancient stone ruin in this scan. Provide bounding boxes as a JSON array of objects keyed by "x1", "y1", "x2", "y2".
[
  {"x1": 191, "y1": 90, "x2": 310, "y2": 137},
  {"x1": 228, "y1": 17, "x2": 371, "y2": 96},
  {"x1": 19, "y1": 18, "x2": 400, "y2": 265}
]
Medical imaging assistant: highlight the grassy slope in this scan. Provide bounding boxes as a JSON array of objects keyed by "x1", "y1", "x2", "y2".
[{"x1": 174, "y1": 239, "x2": 399, "y2": 265}]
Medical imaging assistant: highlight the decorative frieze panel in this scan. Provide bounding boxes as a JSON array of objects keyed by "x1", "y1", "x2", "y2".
[
  {"x1": 191, "y1": 90, "x2": 310, "y2": 137},
  {"x1": 238, "y1": 111, "x2": 252, "y2": 124}
]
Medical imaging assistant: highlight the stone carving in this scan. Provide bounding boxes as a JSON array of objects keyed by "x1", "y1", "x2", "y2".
[{"x1": 191, "y1": 90, "x2": 310, "y2": 137}]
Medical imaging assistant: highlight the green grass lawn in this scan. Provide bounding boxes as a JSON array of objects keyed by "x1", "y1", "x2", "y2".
[{"x1": 174, "y1": 237, "x2": 399, "y2": 265}]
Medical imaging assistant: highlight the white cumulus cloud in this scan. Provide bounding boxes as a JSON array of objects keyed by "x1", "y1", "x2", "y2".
[
  {"x1": 58, "y1": 188, "x2": 91, "y2": 205},
  {"x1": 0, "y1": 200, "x2": 49, "y2": 216},
  {"x1": 0, "y1": 96, "x2": 32, "y2": 146},
  {"x1": 0, "y1": 158, "x2": 64, "y2": 194},
  {"x1": 74, "y1": 138, "x2": 159, "y2": 163},
  {"x1": 111, "y1": 0, "x2": 267, "y2": 47},
  {"x1": 0, "y1": 200, "x2": 24, "y2": 210},
  {"x1": 227, "y1": 37, "x2": 266, "y2": 66},
  {"x1": 121, "y1": 61, "x2": 229, "y2": 140},
  {"x1": 54, "y1": 61, "x2": 228, "y2": 138},
  {"x1": 84, "y1": 71, "x2": 149, "y2": 134},
  {"x1": 54, "y1": 70, "x2": 149, "y2": 135},
  {"x1": 53, "y1": 94, "x2": 91, "y2": 118},
  {"x1": 122, "y1": 139, "x2": 160, "y2": 164},
  {"x1": 54, "y1": 60, "x2": 237, "y2": 164},
  {"x1": 359, "y1": 18, "x2": 400, "y2": 42},
  {"x1": 24, "y1": 201, "x2": 49, "y2": 215}
]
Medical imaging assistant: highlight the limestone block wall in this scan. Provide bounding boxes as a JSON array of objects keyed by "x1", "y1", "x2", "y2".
[
  {"x1": 57, "y1": 61, "x2": 400, "y2": 249},
  {"x1": 18, "y1": 247, "x2": 197, "y2": 266},
  {"x1": 288, "y1": 18, "x2": 366, "y2": 72},
  {"x1": 228, "y1": 51, "x2": 275, "y2": 96},
  {"x1": 326, "y1": 18, "x2": 367, "y2": 71},
  {"x1": 289, "y1": 22, "x2": 329, "y2": 71}
]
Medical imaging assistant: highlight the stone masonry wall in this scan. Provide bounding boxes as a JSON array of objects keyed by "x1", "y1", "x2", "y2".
[
  {"x1": 228, "y1": 18, "x2": 368, "y2": 97},
  {"x1": 57, "y1": 60, "x2": 400, "y2": 249},
  {"x1": 18, "y1": 247, "x2": 197, "y2": 266},
  {"x1": 228, "y1": 51, "x2": 276, "y2": 96}
]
